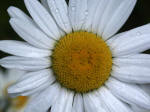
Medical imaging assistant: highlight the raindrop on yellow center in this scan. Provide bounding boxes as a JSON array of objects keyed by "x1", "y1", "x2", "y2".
[{"x1": 52, "y1": 31, "x2": 112, "y2": 93}]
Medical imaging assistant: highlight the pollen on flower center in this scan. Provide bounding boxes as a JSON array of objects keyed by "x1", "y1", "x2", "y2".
[{"x1": 52, "y1": 31, "x2": 112, "y2": 93}]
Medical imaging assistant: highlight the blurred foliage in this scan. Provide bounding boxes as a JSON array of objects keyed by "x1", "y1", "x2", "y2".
[{"x1": 0, "y1": 0, "x2": 150, "y2": 58}]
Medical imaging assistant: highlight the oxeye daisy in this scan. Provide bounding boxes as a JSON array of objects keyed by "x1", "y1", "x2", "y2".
[
  {"x1": 0, "y1": 0, "x2": 150, "y2": 111},
  {"x1": 0, "y1": 69, "x2": 29, "y2": 112}
]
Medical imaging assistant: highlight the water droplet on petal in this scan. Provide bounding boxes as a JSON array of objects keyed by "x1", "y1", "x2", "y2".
[
  {"x1": 72, "y1": 7, "x2": 75, "y2": 11},
  {"x1": 85, "y1": 10, "x2": 88, "y2": 16},
  {"x1": 137, "y1": 31, "x2": 142, "y2": 36},
  {"x1": 55, "y1": 9, "x2": 59, "y2": 13}
]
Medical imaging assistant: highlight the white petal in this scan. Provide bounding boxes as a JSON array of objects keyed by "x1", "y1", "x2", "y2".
[
  {"x1": 131, "y1": 104, "x2": 150, "y2": 112},
  {"x1": 106, "y1": 31, "x2": 125, "y2": 49},
  {"x1": 8, "y1": 69, "x2": 55, "y2": 93},
  {"x1": 9, "y1": 80, "x2": 51, "y2": 97},
  {"x1": 40, "y1": 0, "x2": 49, "y2": 11},
  {"x1": 97, "y1": 0, "x2": 136, "y2": 40},
  {"x1": 0, "y1": 40, "x2": 51, "y2": 58},
  {"x1": 72, "y1": 94, "x2": 84, "y2": 112},
  {"x1": 63, "y1": 91, "x2": 74, "y2": 112},
  {"x1": 7, "y1": 6, "x2": 33, "y2": 24},
  {"x1": 98, "y1": 87, "x2": 133, "y2": 112},
  {"x1": 97, "y1": 0, "x2": 122, "y2": 36},
  {"x1": 83, "y1": 92, "x2": 107, "y2": 112},
  {"x1": 112, "y1": 65, "x2": 150, "y2": 83},
  {"x1": 102, "y1": 0, "x2": 136, "y2": 39},
  {"x1": 140, "y1": 84, "x2": 150, "y2": 96},
  {"x1": 25, "y1": 83, "x2": 60, "y2": 112},
  {"x1": 107, "y1": 24, "x2": 150, "y2": 56},
  {"x1": 7, "y1": 6, "x2": 56, "y2": 49},
  {"x1": 113, "y1": 34, "x2": 150, "y2": 56},
  {"x1": 0, "y1": 56, "x2": 50, "y2": 71},
  {"x1": 69, "y1": 0, "x2": 88, "y2": 31},
  {"x1": 10, "y1": 18, "x2": 56, "y2": 49},
  {"x1": 120, "y1": 54, "x2": 150, "y2": 59},
  {"x1": 20, "y1": 81, "x2": 51, "y2": 96},
  {"x1": 47, "y1": 0, "x2": 72, "y2": 33},
  {"x1": 51, "y1": 89, "x2": 74, "y2": 112},
  {"x1": 106, "y1": 78, "x2": 150, "y2": 110},
  {"x1": 113, "y1": 54, "x2": 150, "y2": 67},
  {"x1": 24, "y1": 0, "x2": 61, "y2": 40},
  {"x1": 91, "y1": 0, "x2": 109, "y2": 33},
  {"x1": 82, "y1": 0, "x2": 99, "y2": 32},
  {"x1": 108, "y1": 24, "x2": 150, "y2": 48}
]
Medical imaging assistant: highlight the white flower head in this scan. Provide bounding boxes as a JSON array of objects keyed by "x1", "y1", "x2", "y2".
[
  {"x1": 0, "y1": 0, "x2": 150, "y2": 112},
  {"x1": 0, "y1": 69, "x2": 29, "y2": 112}
]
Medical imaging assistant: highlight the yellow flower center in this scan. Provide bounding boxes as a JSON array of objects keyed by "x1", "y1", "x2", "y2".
[{"x1": 52, "y1": 31, "x2": 112, "y2": 93}]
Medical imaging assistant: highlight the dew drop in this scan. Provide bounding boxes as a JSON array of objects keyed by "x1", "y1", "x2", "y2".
[
  {"x1": 85, "y1": 10, "x2": 88, "y2": 15},
  {"x1": 55, "y1": 9, "x2": 59, "y2": 13},
  {"x1": 64, "y1": 22, "x2": 69, "y2": 26},
  {"x1": 72, "y1": 6, "x2": 75, "y2": 11},
  {"x1": 136, "y1": 31, "x2": 142, "y2": 36}
]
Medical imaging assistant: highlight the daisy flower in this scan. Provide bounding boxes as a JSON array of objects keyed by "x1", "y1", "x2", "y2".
[
  {"x1": 0, "y1": 0, "x2": 150, "y2": 111},
  {"x1": 0, "y1": 69, "x2": 29, "y2": 112}
]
